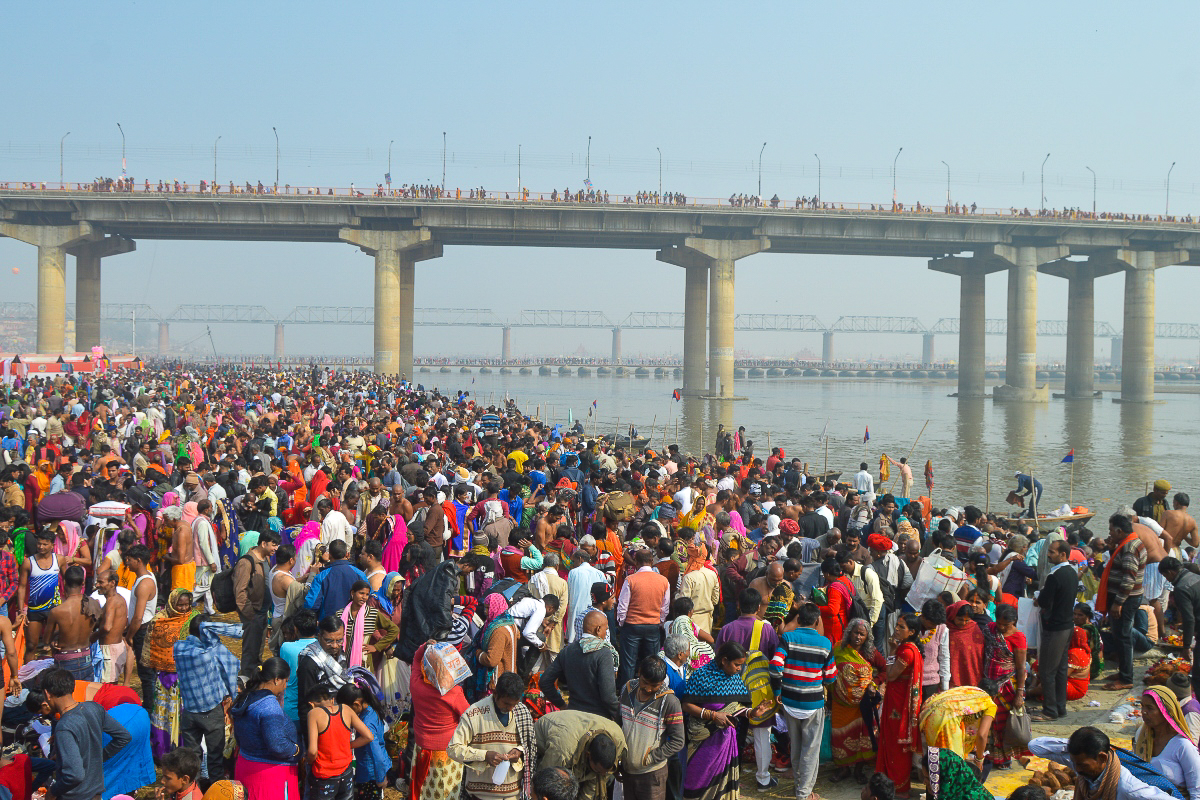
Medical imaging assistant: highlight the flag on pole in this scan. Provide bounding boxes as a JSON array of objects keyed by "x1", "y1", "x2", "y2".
[
  {"x1": 592, "y1": 400, "x2": 598, "y2": 409},
  {"x1": 864, "y1": 426, "x2": 870, "y2": 443},
  {"x1": 1061, "y1": 449, "x2": 1074, "y2": 463},
  {"x1": 925, "y1": 460, "x2": 934, "y2": 491},
  {"x1": 672, "y1": 389, "x2": 681, "y2": 401},
  {"x1": 820, "y1": 420, "x2": 829, "y2": 440}
]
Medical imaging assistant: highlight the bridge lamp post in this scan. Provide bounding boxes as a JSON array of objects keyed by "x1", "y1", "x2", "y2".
[
  {"x1": 1085, "y1": 166, "x2": 1096, "y2": 216},
  {"x1": 518, "y1": 144, "x2": 522, "y2": 194},
  {"x1": 213, "y1": 135, "x2": 221, "y2": 187},
  {"x1": 116, "y1": 122, "x2": 126, "y2": 176},
  {"x1": 891, "y1": 147, "x2": 903, "y2": 204},
  {"x1": 1040, "y1": 152, "x2": 1050, "y2": 212},
  {"x1": 1166, "y1": 161, "x2": 1176, "y2": 216},
  {"x1": 441, "y1": 132, "x2": 446, "y2": 191},
  {"x1": 273, "y1": 127, "x2": 279, "y2": 189},
  {"x1": 656, "y1": 147, "x2": 662, "y2": 197},
  {"x1": 813, "y1": 154, "x2": 820, "y2": 202},
  {"x1": 757, "y1": 141, "x2": 767, "y2": 198},
  {"x1": 587, "y1": 135, "x2": 592, "y2": 183},
  {"x1": 60, "y1": 132, "x2": 70, "y2": 187},
  {"x1": 387, "y1": 140, "x2": 393, "y2": 189},
  {"x1": 941, "y1": 160, "x2": 950, "y2": 207}
]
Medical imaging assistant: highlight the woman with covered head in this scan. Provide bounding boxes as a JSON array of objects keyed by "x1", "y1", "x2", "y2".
[
  {"x1": 1132, "y1": 684, "x2": 1200, "y2": 797},
  {"x1": 828, "y1": 617, "x2": 885, "y2": 783}
]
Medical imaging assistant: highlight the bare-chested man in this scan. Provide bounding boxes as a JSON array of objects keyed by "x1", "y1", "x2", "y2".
[
  {"x1": 94, "y1": 568, "x2": 131, "y2": 684},
  {"x1": 165, "y1": 507, "x2": 196, "y2": 593},
  {"x1": 44, "y1": 565, "x2": 101, "y2": 680},
  {"x1": 1162, "y1": 493, "x2": 1198, "y2": 552}
]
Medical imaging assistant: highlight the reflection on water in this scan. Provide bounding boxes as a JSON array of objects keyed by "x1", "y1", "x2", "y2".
[{"x1": 447, "y1": 372, "x2": 1191, "y2": 514}]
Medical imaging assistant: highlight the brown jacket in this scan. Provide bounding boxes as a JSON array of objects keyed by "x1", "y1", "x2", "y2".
[{"x1": 232, "y1": 553, "x2": 267, "y2": 619}]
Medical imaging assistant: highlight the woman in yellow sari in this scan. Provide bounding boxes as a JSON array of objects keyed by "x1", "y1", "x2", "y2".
[
  {"x1": 141, "y1": 588, "x2": 200, "y2": 757},
  {"x1": 679, "y1": 496, "x2": 714, "y2": 534},
  {"x1": 918, "y1": 685, "x2": 996, "y2": 767},
  {"x1": 830, "y1": 618, "x2": 886, "y2": 783}
]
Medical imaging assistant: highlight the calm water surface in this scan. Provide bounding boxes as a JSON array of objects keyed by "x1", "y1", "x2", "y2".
[{"x1": 426, "y1": 373, "x2": 1200, "y2": 515}]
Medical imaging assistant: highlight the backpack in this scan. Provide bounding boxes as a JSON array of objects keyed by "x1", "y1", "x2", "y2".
[
  {"x1": 599, "y1": 491, "x2": 635, "y2": 522},
  {"x1": 210, "y1": 554, "x2": 259, "y2": 614},
  {"x1": 832, "y1": 578, "x2": 869, "y2": 624},
  {"x1": 488, "y1": 578, "x2": 532, "y2": 608},
  {"x1": 742, "y1": 620, "x2": 779, "y2": 726}
]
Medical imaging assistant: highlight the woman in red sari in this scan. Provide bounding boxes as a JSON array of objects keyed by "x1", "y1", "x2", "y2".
[
  {"x1": 817, "y1": 557, "x2": 855, "y2": 645},
  {"x1": 946, "y1": 601, "x2": 985, "y2": 688},
  {"x1": 981, "y1": 603, "x2": 1027, "y2": 769},
  {"x1": 876, "y1": 613, "x2": 924, "y2": 798}
]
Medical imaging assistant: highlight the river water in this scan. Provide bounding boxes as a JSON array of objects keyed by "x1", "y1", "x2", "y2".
[{"x1": 422, "y1": 373, "x2": 1197, "y2": 516}]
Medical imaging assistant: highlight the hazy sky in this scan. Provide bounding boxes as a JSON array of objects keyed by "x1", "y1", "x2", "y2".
[{"x1": 2, "y1": 2, "x2": 1199, "y2": 363}]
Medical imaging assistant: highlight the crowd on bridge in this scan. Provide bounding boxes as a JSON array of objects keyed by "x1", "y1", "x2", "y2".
[{"x1": 0, "y1": 363, "x2": 1195, "y2": 800}]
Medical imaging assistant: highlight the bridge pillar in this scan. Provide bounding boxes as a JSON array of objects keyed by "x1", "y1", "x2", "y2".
[
  {"x1": 338, "y1": 228, "x2": 441, "y2": 378},
  {"x1": 1116, "y1": 250, "x2": 1186, "y2": 402},
  {"x1": 1039, "y1": 256, "x2": 1123, "y2": 399},
  {"x1": 991, "y1": 245, "x2": 1068, "y2": 401},
  {"x1": 611, "y1": 328, "x2": 621, "y2": 364},
  {"x1": 67, "y1": 236, "x2": 135, "y2": 352},
  {"x1": 158, "y1": 322, "x2": 169, "y2": 355},
  {"x1": 1111, "y1": 336, "x2": 1123, "y2": 369},
  {"x1": 501, "y1": 327, "x2": 512, "y2": 363},
  {"x1": 0, "y1": 222, "x2": 97, "y2": 353},
  {"x1": 822, "y1": 331, "x2": 834, "y2": 364},
  {"x1": 274, "y1": 323, "x2": 285, "y2": 358},
  {"x1": 929, "y1": 253, "x2": 1009, "y2": 398},
  {"x1": 658, "y1": 236, "x2": 770, "y2": 398},
  {"x1": 921, "y1": 333, "x2": 935, "y2": 366}
]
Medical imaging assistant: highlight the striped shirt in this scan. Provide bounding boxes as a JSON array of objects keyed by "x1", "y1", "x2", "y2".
[
  {"x1": 1111, "y1": 536, "x2": 1147, "y2": 605},
  {"x1": 770, "y1": 626, "x2": 836, "y2": 712}
]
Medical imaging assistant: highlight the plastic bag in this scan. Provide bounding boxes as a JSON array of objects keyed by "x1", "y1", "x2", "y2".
[{"x1": 423, "y1": 641, "x2": 471, "y2": 695}]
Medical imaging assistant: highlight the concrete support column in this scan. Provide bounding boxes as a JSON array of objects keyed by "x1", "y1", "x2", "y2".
[
  {"x1": 1119, "y1": 251, "x2": 1178, "y2": 403},
  {"x1": 68, "y1": 236, "x2": 135, "y2": 352},
  {"x1": 659, "y1": 236, "x2": 769, "y2": 399},
  {"x1": 1111, "y1": 337, "x2": 1123, "y2": 368},
  {"x1": 274, "y1": 323, "x2": 285, "y2": 358},
  {"x1": 338, "y1": 228, "x2": 440, "y2": 377},
  {"x1": 0, "y1": 222, "x2": 96, "y2": 353},
  {"x1": 611, "y1": 328, "x2": 621, "y2": 364},
  {"x1": 822, "y1": 331, "x2": 834, "y2": 364},
  {"x1": 501, "y1": 327, "x2": 512, "y2": 363},
  {"x1": 958, "y1": 267, "x2": 986, "y2": 397},
  {"x1": 1066, "y1": 272, "x2": 1094, "y2": 397},
  {"x1": 921, "y1": 333, "x2": 935, "y2": 366},
  {"x1": 157, "y1": 322, "x2": 169, "y2": 355},
  {"x1": 991, "y1": 244, "x2": 1068, "y2": 401}
]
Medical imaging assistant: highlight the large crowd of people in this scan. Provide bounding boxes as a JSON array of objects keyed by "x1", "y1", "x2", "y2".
[{"x1": 0, "y1": 364, "x2": 1195, "y2": 800}]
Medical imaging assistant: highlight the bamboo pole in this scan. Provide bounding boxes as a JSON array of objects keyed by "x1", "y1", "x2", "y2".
[
  {"x1": 823, "y1": 437, "x2": 829, "y2": 477},
  {"x1": 888, "y1": 419, "x2": 930, "y2": 492},
  {"x1": 986, "y1": 463, "x2": 991, "y2": 515},
  {"x1": 1070, "y1": 461, "x2": 1075, "y2": 506},
  {"x1": 647, "y1": 415, "x2": 657, "y2": 447},
  {"x1": 675, "y1": 418, "x2": 679, "y2": 447}
]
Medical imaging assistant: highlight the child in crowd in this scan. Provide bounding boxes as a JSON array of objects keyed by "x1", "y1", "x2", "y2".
[
  {"x1": 158, "y1": 748, "x2": 203, "y2": 800},
  {"x1": 335, "y1": 683, "x2": 391, "y2": 800},
  {"x1": 304, "y1": 686, "x2": 374, "y2": 800}
]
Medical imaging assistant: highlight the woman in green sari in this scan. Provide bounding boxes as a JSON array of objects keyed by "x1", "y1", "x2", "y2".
[{"x1": 924, "y1": 746, "x2": 993, "y2": 800}]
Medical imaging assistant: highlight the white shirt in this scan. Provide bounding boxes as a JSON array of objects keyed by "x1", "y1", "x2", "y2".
[
  {"x1": 853, "y1": 469, "x2": 874, "y2": 495},
  {"x1": 673, "y1": 488, "x2": 697, "y2": 510},
  {"x1": 716, "y1": 476, "x2": 737, "y2": 492},
  {"x1": 506, "y1": 596, "x2": 548, "y2": 648},
  {"x1": 566, "y1": 562, "x2": 606, "y2": 644},
  {"x1": 206, "y1": 483, "x2": 227, "y2": 505},
  {"x1": 816, "y1": 506, "x2": 834, "y2": 529},
  {"x1": 319, "y1": 510, "x2": 354, "y2": 547}
]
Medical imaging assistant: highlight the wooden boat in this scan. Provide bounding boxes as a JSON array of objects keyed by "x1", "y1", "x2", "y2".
[
  {"x1": 600, "y1": 435, "x2": 651, "y2": 450},
  {"x1": 811, "y1": 471, "x2": 842, "y2": 482},
  {"x1": 1034, "y1": 511, "x2": 1096, "y2": 532}
]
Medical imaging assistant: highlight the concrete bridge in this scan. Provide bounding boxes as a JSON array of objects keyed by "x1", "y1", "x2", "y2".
[{"x1": 3, "y1": 189, "x2": 1199, "y2": 402}]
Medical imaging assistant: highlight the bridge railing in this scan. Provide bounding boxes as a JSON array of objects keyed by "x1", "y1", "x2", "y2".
[{"x1": 2, "y1": 183, "x2": 1195, "y2": 228}]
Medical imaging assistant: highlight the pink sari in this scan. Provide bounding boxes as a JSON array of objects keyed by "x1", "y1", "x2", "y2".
[{"x1": 381, "y1": 515, "x2": 409, "y2": 573}]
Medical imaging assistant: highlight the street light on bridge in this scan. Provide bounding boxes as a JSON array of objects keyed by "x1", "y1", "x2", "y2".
[
  {"x1": 656, "y1": 147, "x2": 662, "y2": 197},
  {"x1": 116, "y1": 123, "x2": 126, "y2": 176},
  {"x1": 1167, "y1": 161, "x2": 1176, "y2": 217},
  {"x1": 813, "y1": 154, "x2": 821, "y2": 202},
  {"x1": 213, "y1": 135, "x2": 222, "y2": 187},
  {"x1": 387, "y1": 139, "x2": 393, "y2": 190},
  {"x1": 758, "y1": 141, "x2": 767, "y2": 199},
  {"x1": 1040, "y1": 152, "x2": 1050, "y2": 212},
  {"x1": 1085, "y1": 166, "x2": 1096, "y2": 216},
  {"x1": 273, "y1": 127, "x2": 279, "y2": 189},
  {"x1": 60, "y1": 132, "x2": 70, "y2": 188},
  {"x1": 892, "y1": 146, "x2": 903, "y2": 203},
  {"x1": 587, "y1": 136, "x2": 592, "y2": 184},
  {"x1": 941, "y1": 160, "x2": 950, "y2": 208}
]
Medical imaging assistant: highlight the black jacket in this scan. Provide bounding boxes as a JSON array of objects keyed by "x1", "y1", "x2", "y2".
[
  {"x1": 1036, "y1": 564, "x2": 1079, "y2": 632},
  {"x1": 539, "y1": 640, "x2": 619, "y2": 722}
]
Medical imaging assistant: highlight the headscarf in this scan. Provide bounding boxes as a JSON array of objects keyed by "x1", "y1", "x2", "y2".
[
  {"x1": 779, "y1": 518, "x2": 800, "y2": 537},
  {"x1": 681, "y1": 660, "x2": 751, "y2": 705},
  {"x1": 1135, "y1": 686, "x2": 1194, "y2": 762},
  {"x1": 374, "y1": 571, "x2": 402, "y2": 615},
  {"x1": 482, "y1": 592, "x2": 509, "y2": 625},
  {"x1": 867, "y1": 533, "x2": 894, "y2": 551},
  {"x1": 142, "y1": 588, "x2": 199, "y2": 671}
]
